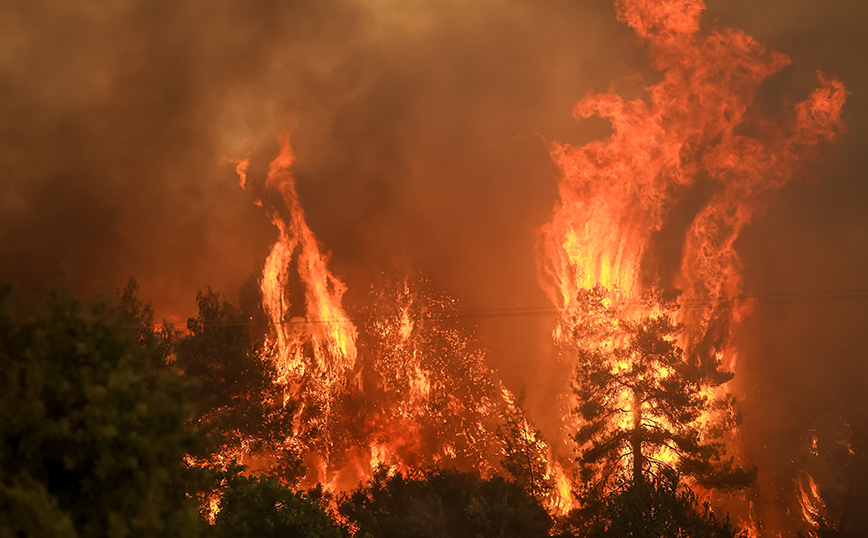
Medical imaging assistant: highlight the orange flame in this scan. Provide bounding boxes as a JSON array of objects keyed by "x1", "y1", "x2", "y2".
[
  {"x1": 540, "y1": 0, "x2": 846, "y2": 520},
  {"x1": 257, "y1": 136, "x2": 357, "y2": 384},
  {"x1": 233, "y1": 135, "x2": 358, "y2": 482},
  {"x1": 798, "y1": 472, "x2": 827, "y2": 531}
]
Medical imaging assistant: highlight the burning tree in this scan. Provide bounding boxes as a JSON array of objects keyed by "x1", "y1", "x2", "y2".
[
  {"x1": 564, "y1": 287, "x2": 752, "y2": 501},
  {"x1": 497, "y1": 394, "x2": 555, "y2": 501},
  {"x1": 355, "y1": 272, "x2": 512, "y2": 475},
  {"x1": 228, "y1": 141, "x2": 571, "y2": 504},
  {"x1": 176, "y1": 286, "x2": 303, "y2": 481},
  {"x1": 538, "y1": 0, "x2": 846, "y2": 526}
]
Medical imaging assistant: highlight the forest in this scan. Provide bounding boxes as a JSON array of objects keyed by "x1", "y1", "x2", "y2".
[
  {"x1": 2, "y1": 0, "x2": 865, "y2": 536},
  {"x1": 1, "y1": 280, "x2": 864, "y2": 537}
]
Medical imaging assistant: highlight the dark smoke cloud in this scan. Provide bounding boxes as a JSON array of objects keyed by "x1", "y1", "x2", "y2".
[
  {"x1": 702, "y1": 0, "x2": 868, "y2": 532},
  {"x1": 0, "y1": 0, "x2": 638, "y2": 418},
  {"x1": 2, "y1": 0, "x2": 867, "y2": 529}
]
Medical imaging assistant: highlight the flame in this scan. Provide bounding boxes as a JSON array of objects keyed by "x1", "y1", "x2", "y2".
[
  {"x1": 206, "y1": 0, "x2": 846, "y2": 523},
  {"x1": 540, "y1": 0, "x2": 845, "y2": 520},
  {"x1": 229, "y1": 135, "x2": 360, "y2": 483},
  {"x1": 551, "y1": 463, "x2": 574, "y2": 515},
  {"x1": 257, "y1": 136, "x2": 357, "y2": 383},
  {"x1": 357, "y1": 275, "x2": 511, "y2": 476},
  {"x1": 798, "y1": 472, "x2": 826, "y2": 531},
  {"x1": 216, "y1": 170, "x2": 544, "y2": 495}
]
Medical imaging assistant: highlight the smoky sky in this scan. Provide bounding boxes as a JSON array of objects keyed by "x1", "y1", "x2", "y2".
[
  {"x1": 0, "y1": 0, "x2": 641, "y2": 409},
  {"x1": 2, "y1": 0, "x2": 868, "y2": 530}
]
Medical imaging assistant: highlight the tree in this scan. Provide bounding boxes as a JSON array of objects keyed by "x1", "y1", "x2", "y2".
[
  {"x1": 565, "y1": 287, "x2": 752, "y2": 500},
  {"x1": 562, "y1": 470, "x2": 744, "y2": 538},
  {"x1": 350, "y1": 272, "x2": 508, "y2": 473},
  {"x1": 0, "y1": 285, "x2": 205, "y2": 537},
  {"x1": 175, "y1": 288, "x2": 301, "y2": 482},
  {"x1": 797, "y1": 410, "x2": 868, "y2": 538},
  {"x1": 212, "y1": 464, "x2": 341, "y2": 538},
  {"x1": 339, "y1": 468, "x2": 552, "y2": 538},
  {"x1": 496, "y1": 393, "x2": 554, "y2": 501},
  {"x1": 113, "y1": 278, "x2": 178, "y2": 367}
]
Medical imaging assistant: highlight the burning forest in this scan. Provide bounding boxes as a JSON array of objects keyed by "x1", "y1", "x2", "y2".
[{"x1": 1, "y1": 0, "x2": 866, "y2": 536}]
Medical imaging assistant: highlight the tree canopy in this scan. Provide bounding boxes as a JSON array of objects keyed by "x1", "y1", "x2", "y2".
[
  {"x1": 339, "y1": 468, "x2": 552, "y2": 538},
  {"x1": 562, "y1": 470, "x2": 744, "y2": 538},
  {"x1": 212, "y1": 464, "x2": 341, "y2": 538},
  {"x1": 563, "y1": 287, "x2": 753, "y2": 499},
  {"x1": 0, "y1": 283, "x2": 204, "y2": 537}
]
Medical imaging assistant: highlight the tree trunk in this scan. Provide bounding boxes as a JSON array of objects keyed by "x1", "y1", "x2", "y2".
[{"x1": 632, "y1": 389, "x2": 643, "y2": 484}]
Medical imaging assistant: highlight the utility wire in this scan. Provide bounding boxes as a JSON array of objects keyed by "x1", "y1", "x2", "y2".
[{"x1": 175, "y1": 287, "x2": 868, "y2": 327}]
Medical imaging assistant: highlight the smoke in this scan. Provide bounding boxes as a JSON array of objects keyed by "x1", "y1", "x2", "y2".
[
  {"x1": 0, "y1": 0, "x2": 635, "y2": 416},
  {"x1": 698, "y1": 0, "x2": 868, "y2": 533},
  {"x1": 2, "y1": 0, "x2": 867, "y2": 531}
]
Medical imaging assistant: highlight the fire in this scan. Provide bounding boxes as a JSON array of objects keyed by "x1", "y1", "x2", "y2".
[
  {"x1": 227, "y1": 135, "x2": 362, "y2": 486},
  {"x1": 257, "y1": 136, "x2": 358, "y2": 382},
  {"x1": 798, "y1": 472, "x2": 826, "y2": 530},
  {"x1": 206, "y1": 0, "x2": 846, "y2": 529},
  {"x1": 226, "y1": 149, "x2": 565, "y2": 505},
  {"x1": 541, "y1": 0, "x2": 845, "y2": 521}
]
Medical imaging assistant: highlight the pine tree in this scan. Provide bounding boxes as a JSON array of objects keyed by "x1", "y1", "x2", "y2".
[
  {"x1": 496, "y1": 394, "x2": 554, "y2": 500},
  {"x1": 564, "y1": 286, "x2": 753, "y2": 500}
]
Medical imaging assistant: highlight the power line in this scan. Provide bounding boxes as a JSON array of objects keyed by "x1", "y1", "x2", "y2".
[{"x1": 177, "y1": 287, "x2": 868, "y2": 327}]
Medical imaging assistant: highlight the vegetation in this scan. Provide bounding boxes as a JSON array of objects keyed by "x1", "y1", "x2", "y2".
[
  {"x1": 561, "y1": 470, "x2": 744, "y2": 538},
  {"x1": 0, "y1": 283, "x2": 204, "y2": 537},
  {"x1": 0, "y1": 281, "x2": 764, "y2": 537},
  {"x1": 496, "y1": 393, "x2": 554, "y2": 500},
  {"x1": 175, "y1": 287, "x2": 303, "y2": 482},
  {"x1": 339, "y1": 468, "x2": 552, "y2": 538},
  {"x1": 212, "y1": 464, "x2": 341, "y2": 538},
  {"x1": 562, "y1": 287, "x2": 754, "y2": 500}
]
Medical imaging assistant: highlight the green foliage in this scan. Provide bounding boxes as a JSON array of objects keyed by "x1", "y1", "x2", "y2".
[
  {"x1": 175, "y1": 288, "x2": 301, "y2": 482},
  {"x1": 113, "y1": 279, "x2": 178, "y2": 367},
  {"x1": 562, "y1": 471, "x2": 744, "y2": 538},
  {"x1": 0, "y1": 476, "x2": 76, "y2": 538},
  {"x1": 339, "y1": 468, "x2": 552, "y2": 538},
  {"x1": 0, "y1": 285, "x2": 205, "y2": 537},
  {"x1": 212, "y1": 465, "x2": 341, "y2": 538}
]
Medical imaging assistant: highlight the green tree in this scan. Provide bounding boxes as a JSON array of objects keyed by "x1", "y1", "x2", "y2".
[
  {"x1": 339, "y1": 468, "x2": 552, "y2": 538},
  {"x1": 175, "y1": 288, "x2": 301, "y2": 482},
  {"x1": 563, "y1": 470, "x2": 744, "y2": 538},
  {"x1": 212, "y1": 465, "x2": 341, "y2": 538},
  {"x1": 113, "y1": 278, "x2": 178, "y2": 367},
  {"x1": 0, "y1": 285, "x2": 204, "y2": 537},
  {"x1": 564, "y1": 287, "x2": 752, "y2": 499}
]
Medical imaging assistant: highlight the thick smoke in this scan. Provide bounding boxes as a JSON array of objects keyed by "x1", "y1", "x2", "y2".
[
  {"x1": 0, "y1": 0, "x2": 639, "y2": 421},
  {"x1": 2, "y1": 0, "x2": 867, "y2": 532}
]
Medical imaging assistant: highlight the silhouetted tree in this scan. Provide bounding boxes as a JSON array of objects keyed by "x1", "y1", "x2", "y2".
[
  {"x1": 339, "y1": 468, "x2": 552, "y2": 538},
  {"x1": 212, "y1": 464, "x2": 341, "y2": 538},
  {"x1": 113, "y1": 278, "x2": 178, "y2": 366},
  {"x1": 496, "y1": 393, "x2": 554, "y2": 500},
  {"x1": 799, "y1": 410, "x2": 868, "y2": 538},
  {"x1": 561, "y1": 470, "x2": 744, "y2": 538},
  {"x1": 0, "y1": 285, "x2": 205, "y2": 537},
  {"x1": 564, "y1": 287, "x2": 753, "y2": 500},
  {"x1": 176, "y1": 288, "x2": 302, "y2": 482}
]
